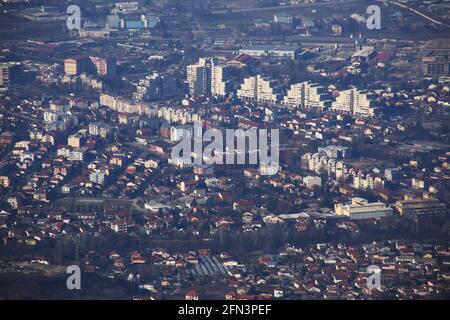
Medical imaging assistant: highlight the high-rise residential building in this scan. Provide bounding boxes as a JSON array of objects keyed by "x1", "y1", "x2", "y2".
[
  {"x1": 211, "y1": 65, "x2": 232, "y2": 96},
  {"x1": 89, "y1": 56, "x2": 117, "y2": 77},
  {"x1": 187, "y1": 58, "x2": 217, "y2": 96},
  {"x1": 422, "y1": 51, "x2": 450, "y2": 76},
  {"x1": 283, "y1": 81, "x2": 331, "y2": 109},
  {"x1": 0, "y1": 62, "x2": 23, "y2": 88},
  {"x1": 331, "y1": 87, "x2": 378, "y2": 117},
  {"x1": 237, "y1": 75, "x2": 283, "y2": 104},
  {"x1": 236, "y1": 75, "x2": 257, "y2": 100},
  {"x1": 64, "y1": 57, "x2": 94, "y2": 76},
  {"x1": 187, "y1": 58, "x2": 233, "y2": 97},
  {"x1": 65, "y1": 56, "x2": 115, "y2": 77},
  {"x1": 134, "y1": 73, "x2": 178, "y2": 101}
]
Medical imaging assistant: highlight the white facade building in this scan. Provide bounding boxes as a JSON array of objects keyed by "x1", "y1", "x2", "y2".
[
  {"x1": 99, "y1": 93, "x2": 157, "y2": 116},
  {"x1": 239, "y1": 45, "x2": 301, "y2": 59},
  {"x1": 237, "y1": 75, "x2": 283, "y2": 104},
  {"x1": 157, "y1": 106, "x2": 201, "y2": 124},
  {"x1": 187, "y1": 58, "x2": 233, "y2": 97},
  {"x1": 187, "y1": 58, "x2": 217, "y2": 96},
  {"x1": 334, "y1": 197, "x2": 393, "y2": 220},
  {"x1": 133, "y1": 72, "x2": 178, "y2": 101},
  {"x1": 331, "y1": 87, "x2": 378, "y2": 117},
  {"x1": 283, "y1": 81, "x2": 330, "y2": 109},
  {"x1": 211, "y1": 65, "x2": 232, "y2": 96}
]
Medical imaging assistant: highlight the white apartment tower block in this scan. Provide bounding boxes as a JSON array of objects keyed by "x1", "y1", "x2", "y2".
[
  {"x1": 211, "y1": 65, "x2": 232, "y2": 96},
  {"x1": 283, "y1": 81, "x2": 330, "y2": 109},
  {"x1": 237, "y1": 75, "x2": 282, "y2": 104},
  {"x1": 332, "y1": 87, "x2": 378, "y2": 117},
  {"x1": 187, "y1": 57, "x2": 232, "y2": 97}
]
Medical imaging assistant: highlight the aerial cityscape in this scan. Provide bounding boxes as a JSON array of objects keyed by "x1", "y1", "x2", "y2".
[{"x1": 0, "y1": 0, "x2": 449, "y2": 301}]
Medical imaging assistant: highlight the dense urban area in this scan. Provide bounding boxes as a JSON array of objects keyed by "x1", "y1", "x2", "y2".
[{"x1": 0, "y1": 0, "x2": 449, "y2": 300}]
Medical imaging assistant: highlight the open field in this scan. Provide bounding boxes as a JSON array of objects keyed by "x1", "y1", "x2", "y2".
[{"x1": 0, "y1": 13, "x2": 67, "y2": 41}]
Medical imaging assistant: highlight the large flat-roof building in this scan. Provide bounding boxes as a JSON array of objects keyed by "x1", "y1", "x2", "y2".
[
  {"x1": 394, "y1": 197, "x2": 448, "y2": 219},
  {"x1": 239, "y1": 45, "x2": 301, "y2": 59},
  {"x1": 21, "y1": 6, "x2": 66, "y2": 22},
  {"x1": 335, "y1": 197, "x2": 393, "y2": 220},
  {"x1": 422, "y1": 51, "x2": 450, "y2": 77}
]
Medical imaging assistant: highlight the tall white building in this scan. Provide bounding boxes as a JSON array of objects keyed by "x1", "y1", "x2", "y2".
[
  {"x1": 187, "y1": 58, "x2": 218, "y2": 97},
  {"x1": 237, "y1": 75, "x2": 283, "y2": 104},
  {"x1": 283, "y1": 81, "x2": 330, "y2": 109},
  {"x1": 331, "y1": 87, "x2": 378, "y2": 117},
  {"x1": 187, "y1": 58, "x2": 232, "y2": 97},
  {"x1": 236, "y1": 76, "x2": 257, "y2": 100},
  {"x1": 134, "y1": 72, "x2": 178, "y2": 101},
  {"x1": 211, "y1": 65, "x2": 232, "y2": 96}
]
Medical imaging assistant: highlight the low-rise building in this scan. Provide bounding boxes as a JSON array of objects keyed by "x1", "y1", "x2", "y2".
[{"x1": 334, "y1": 197, "x2": 393, "y2": 220}]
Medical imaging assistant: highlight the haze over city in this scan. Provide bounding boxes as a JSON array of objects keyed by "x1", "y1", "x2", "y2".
[{"x1": 0, "y1": 0, "x2": 449, "y2": 302}]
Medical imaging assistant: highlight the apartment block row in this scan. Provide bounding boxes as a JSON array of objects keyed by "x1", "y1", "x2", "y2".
[
  {"x1": 186, "y1": 59, "x2": 380, "y2": 117},
  {"x1": 99, "y1": 93, "x2": 157, "y2": 116},
  {"x1": 157, "y1": 106, "x2": 201, "y2": 124}
]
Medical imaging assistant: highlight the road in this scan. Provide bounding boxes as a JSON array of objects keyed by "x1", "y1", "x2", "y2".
[
  {"x1": 212, "y1": 0, "x2": 361, "y2": 14},
  {"x1": 388, "y1": 0, "x2": 450, "y2": 28}
]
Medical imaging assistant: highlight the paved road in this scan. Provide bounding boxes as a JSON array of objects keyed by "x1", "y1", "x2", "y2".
[
  {"x1": 388, "y1": 0, "x2": 450, "y2": 28},
  {"x1": 212, "y1": 0, "x2": 361, "y2": 14}
]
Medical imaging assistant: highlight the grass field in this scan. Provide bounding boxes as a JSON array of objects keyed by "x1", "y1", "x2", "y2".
[{"x1": 0, "y1": 14, "x2": 67, "y2": 41}]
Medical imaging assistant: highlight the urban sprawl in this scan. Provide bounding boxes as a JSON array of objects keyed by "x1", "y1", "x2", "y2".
[{"x1": 0, "y1": 0, "x2": 449, "y2": 300}]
